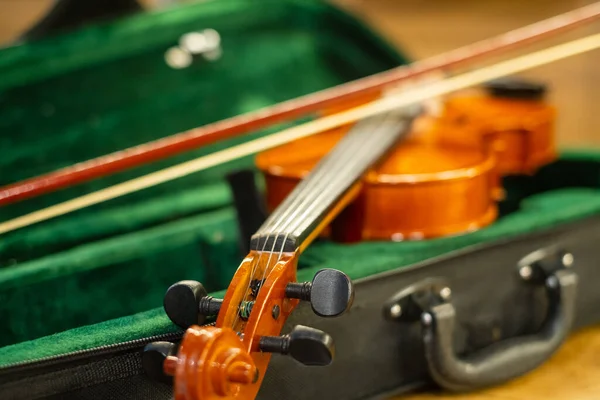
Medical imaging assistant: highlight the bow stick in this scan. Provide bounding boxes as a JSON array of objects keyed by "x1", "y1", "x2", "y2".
[
  {"x1": 1, "y1": 32, "x2": 599, "y2": 235},
  {"x1": 1, "y1": 2, "x2": 599, "y2": 206}
]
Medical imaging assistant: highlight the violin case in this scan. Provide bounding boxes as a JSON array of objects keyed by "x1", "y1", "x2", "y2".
[{"x1": 1, "y1": 1, "x2": 599, "y2": 399}]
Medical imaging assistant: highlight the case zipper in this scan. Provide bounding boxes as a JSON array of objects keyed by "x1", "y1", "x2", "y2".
[
  {"x1": 0, "y1": 322, "x2": 214, "y2": 374},
  {"x1": 0, "y1": 332, "x2": 181, "y2": 374}
]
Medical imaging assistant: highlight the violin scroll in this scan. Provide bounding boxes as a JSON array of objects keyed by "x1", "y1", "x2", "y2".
[
  {"x1": 145, "y1": 252, "x2": 353, "y2": 399},
  {"x1": 164, "y1": 326, "x2": 258, "y2": 400}
]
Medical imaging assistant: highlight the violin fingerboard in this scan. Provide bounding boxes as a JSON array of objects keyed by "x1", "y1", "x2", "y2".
[{"x1": 250, "y1": 107, "x2": 419, "y2": 253}]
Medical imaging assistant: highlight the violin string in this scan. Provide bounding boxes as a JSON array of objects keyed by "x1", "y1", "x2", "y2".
[
  {"x1": 258, "y1": 126, "x2": 373, "y2": 252},
  {"x1": 253, "y1": 111, "x2": 403, "y2": 305},
  {"x1": 230, "y1": 232, "x2": 274, "y2": 331},
  {"x1": 279, "y1": 111, "x2": 407, "y2": 241},
  {"x1": 236, "y1": 116, "x2": 379, "y2": 325},
  {"x1": 275, "y1": 115, "x2": 396, "y2": 241},
  {"x1": 244, "y1": 125, "x2": 366, "y2": 296},
  {"x1": 232, "y1": 180, "x2": 308, "y2": 331},
  {"x1": 255, "y1": 120, "x2": 368, "y2": 241},
  {"x1": 231, "y1": 240, "x2": 268, "y2": 330},
  {"x1": 233, "y1": 173, "x2": 314, "y2": 326},
  {"x1": 231, "y1": 171, "x2": 323, "y2": 330},
  {"x1": 1, "y1": 32, "x2": 599, "y2": 235},
  {"x1": 255, "y1": 118, "x2": 378, "y2": 292},
  {"x1": 255, "y1": 118, "x2": 374, "y2": 248},
  {"x1": 237, "y1": 113, "x2": 399, "y2": 325},
  {"x1": 257, "y1": 105, "x2": 405, "y2": 243},
  {"x1": 233, "y1": 163, "x2": 317, "y2": 330},
  {"x1": 255, "y1": 232, "x2": 289, "y2": 312}
]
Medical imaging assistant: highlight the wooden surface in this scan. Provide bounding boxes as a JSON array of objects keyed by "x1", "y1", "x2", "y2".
[{"x1": 391, "y1": 325, "x2": 600, "y2": 399}]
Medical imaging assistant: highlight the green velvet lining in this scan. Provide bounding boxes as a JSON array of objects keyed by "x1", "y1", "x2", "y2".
[
  {"x1": 0, "y1": 0, "x2": 406, "y2": 220},
  {"x1": 0, "y1": 0, "x2": 409, "y2": 350},
  {"x1": 2, "y1": 150, "x2": 600, "y2": 365},
  {"x1": 0, "y1": 182, "x2": 232, "y2": 267},
  {"x1": 0, "y1": 308, "x2": 183, "y2": 368},
  {"x1": 2, "y1": 0, "x2": 600, "y2": 369},
  {"x1": 0, "y1": 208, "x2": 241, "y2": 347}
]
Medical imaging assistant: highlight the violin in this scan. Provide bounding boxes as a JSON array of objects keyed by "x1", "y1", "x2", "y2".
[
  {"x1": 256, "y1": 78, "x2": 556, "y2": 242},
  {"x1": 142, "y1": 77, "x2": 560, "y2": 399},
  {"x1": 145, "y1": 107, "x2": 419, "y2": 400},
  {"x1": 256, "y1": 122, "x2": 500, "y2": 242}
]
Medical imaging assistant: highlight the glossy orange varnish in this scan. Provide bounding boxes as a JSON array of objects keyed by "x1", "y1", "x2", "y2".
[
  {"x1": 257, "y1": 126, "x2": 501, "y2": 241},
  {"x1": 423, "y1": 90, "x2": 557, "y2": 175}
]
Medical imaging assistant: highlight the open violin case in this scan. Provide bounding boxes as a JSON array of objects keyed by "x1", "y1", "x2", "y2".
[{"x1": 1, "y1": 1, "x2": 599, "y2": 399}]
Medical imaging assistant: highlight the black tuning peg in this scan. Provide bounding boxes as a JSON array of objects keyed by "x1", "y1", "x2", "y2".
[
  {"x1": 142, "y1": 341, "x2": 177, "y2": 383},
  {"x1": 285, "y1": 269, "x2": 354, "y2": 317},
  {"x1": 163, "y1": 280, "x2": 223, "y2": 329},
  {"x1": 259, "y1": 325, "x2": 334, "y2": 366}
]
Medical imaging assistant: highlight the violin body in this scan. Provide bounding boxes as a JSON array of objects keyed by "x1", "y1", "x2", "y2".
[
  {"x1": 256, "y1": 79, "x2": 556, "y2": 242},
  {"x1": 422, "y1": 82, "x2": 556, "y2": 176},
  {"x1": 257, "y1": 129, "x2": 500, "y2": 241}
]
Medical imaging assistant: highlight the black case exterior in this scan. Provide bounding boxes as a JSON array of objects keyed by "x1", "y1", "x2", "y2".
[
  {"x1": 2, "y1": 215, "x2": 599, "y2": 400},
  {"x1": 260, "y1": 217, "x2": 598, "y2": 400}
]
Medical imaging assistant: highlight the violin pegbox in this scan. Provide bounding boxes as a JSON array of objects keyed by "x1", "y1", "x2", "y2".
[{"x1": 144, "y1": 250, "x2": 354, "y2": 399}]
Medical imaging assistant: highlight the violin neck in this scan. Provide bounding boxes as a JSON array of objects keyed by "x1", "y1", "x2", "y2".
[{"x1": 250, "y1": 107, "x2": 419, "y2": 253}]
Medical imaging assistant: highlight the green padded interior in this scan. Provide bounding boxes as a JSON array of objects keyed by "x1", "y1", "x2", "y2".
[
  {"x1": 0, "y1": 0, "x2": 406, "y2": 348},
  {"x1": 0, "y1": 0, "x2": 404, "y2": 222},
  {"x1": 2, "y1": 150, "x2": 600, "y2": 366},
  {"x1": 2, "y1": 0, "x2": 600, "y2": 367}
]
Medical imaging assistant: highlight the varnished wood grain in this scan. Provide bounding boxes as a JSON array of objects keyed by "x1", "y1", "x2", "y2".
[{"x1": 390, "y1": 325, "x2": 600, "y2": 399}]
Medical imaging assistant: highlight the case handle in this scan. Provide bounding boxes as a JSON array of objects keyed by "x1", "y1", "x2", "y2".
[{"x1": 383, "y1": 248, "x2": 577, "y2": 392}]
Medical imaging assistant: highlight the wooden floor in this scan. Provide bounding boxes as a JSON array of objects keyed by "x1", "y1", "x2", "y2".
[{"x1": 392, "y1": 325, "x2": 600, "y2": 400}]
